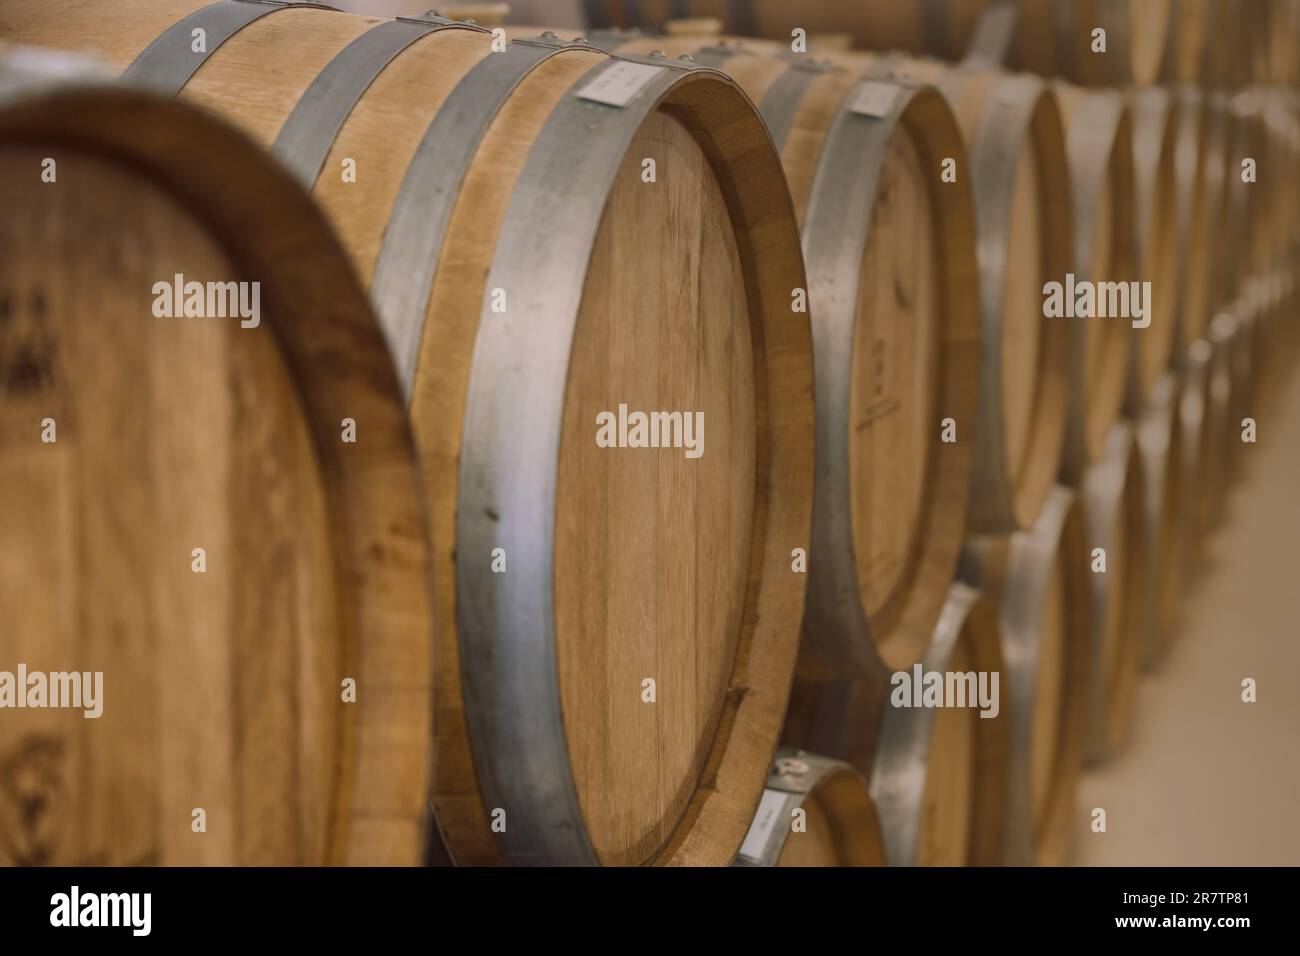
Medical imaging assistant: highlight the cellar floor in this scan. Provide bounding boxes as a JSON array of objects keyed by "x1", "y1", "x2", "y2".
[{"x1": 1073, "y1": 366, "x2": 1300, "y2": 865}]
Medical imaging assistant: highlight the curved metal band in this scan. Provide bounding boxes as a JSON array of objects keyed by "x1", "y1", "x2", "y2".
[
  {"x1": 688, "y1": 46, "x2": 738, "y2": 69},
  {"x1": 757, "y1": 59, "x2": 834, "y2": 151},
  {"x1": 371, "y1": 37, "x2": 585, "y2": 395},
  {"x1": 962, "y1": 72, "x2": 1047, "y2": 532},
  {"x1": 799, "y1": 75, "x2": 921, "y2": 677},
  {"x1": 122, "y1": 0, "x2": 333, "y2": 96},
  {"x1": 997, "y1": 484, "x2": 1076, "y2": 866},
  {"x1": 733, "y1": 751, "x2": 847, "y2": 867},
  {"x1": 456, "y1": 53, "x2": 712, "y2": 866},
  {"x1": 870, "y1": 582, "x2": 982, "y2": 866},
  {"x1": 273, "y1": 16, "x2": 486, "y2": 189}
]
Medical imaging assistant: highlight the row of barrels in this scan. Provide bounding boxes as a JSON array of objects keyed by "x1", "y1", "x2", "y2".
[
  {"x1": 580, "y1": 0, "x2": 1300, "y2": 89},
  {"x1": 759, "y1": 261, "x2": 1298, "y2": 866},
  {"x1": 0, "y1": 0, "x2": 1296, "y2": 866}
]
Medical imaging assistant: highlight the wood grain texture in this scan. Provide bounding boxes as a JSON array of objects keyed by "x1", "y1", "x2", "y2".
[
  {"x1": 848, "y1": 125, "x2": 939, "y2": 634},
  {"x1": 0, "y1": 79, "x2": 432, "y2": 866},
  {"x1": 554, "y1": 109, "x2": 754, "y2": 866}
]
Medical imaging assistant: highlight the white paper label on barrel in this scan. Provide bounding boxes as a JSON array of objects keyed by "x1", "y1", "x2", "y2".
[
  {"x1": 576, "y1": 62, "x2": 667, "y2": 108},
  {"x1": 738, "y1": 788, "x2": 789, "y2": 860},
  {"x1": 849, "y1": 81, "x2": 901, "y2": 119}
]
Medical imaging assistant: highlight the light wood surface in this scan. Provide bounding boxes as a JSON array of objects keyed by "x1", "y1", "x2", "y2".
[
  {"x1": 775, "y1": 766, "x2": 886, "y2": 867},
  {"x1": 0, "y1": 74, "x2": 433, "y2": 865},
  {"x1": 554, "y1": 109, "x2": 755, "y2": 866}
]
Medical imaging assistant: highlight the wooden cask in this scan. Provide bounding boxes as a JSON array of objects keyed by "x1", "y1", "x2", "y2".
[
  {"x1": 584, "y1": 34, "x2": 982, "y2": 677},
  {"x1": 1172, "y1": 89, "x2": 1222, "y2": 353},
  {"x1": 1176, "y1": 340, "x2": 1214, "y2": 586},
  {"x1": 0, "y1": 44, "x2": 433, "y2": 865},
  {"x1": 1160, "y1": 0, "x2": 1209, "y2": 83},
  {"x1": 887, "y1": 58, "x2": 1070, "y2": 533},
  {"x1": 1, "y1": 1, "x2": 817, "y2": 867},
  {"x1": 1012, "y1": 0, "x2": 1172, "y2": 87},
  {"x1": 733, "y1": 750, "x2": 885, "y2": 867},
  {"x1": 960, "y1": 487, "x2": 1091, "y2": 866},
  {"x1": 1135, "y1": 374, "x2": 1185, "y2": 666},
  {"x1": 1128, "y1": 88, "x2": 1180, "y2": 407},
  {"x1": 869, "y1": 584, "x2": 1010, "y2": 866},
  {"x1": 1200, "y1": 312, "x2": 1240, "y2": 530},
  {"x1": 1081, "y1": 423, "x2": 1147, "y2": 763},
  {"x1": 581, "y1": 1, "x2": 991, "y2": 60},
  {"x1": 1053, "y1": 84, "x2": 1133, "y2": 485}
]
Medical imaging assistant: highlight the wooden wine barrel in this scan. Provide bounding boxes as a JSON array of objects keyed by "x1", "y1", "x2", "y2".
[
  {"x1": 869, "y1": 583, "x2": 1010, "y2": 866},
  {"x1": 1227, "y1": 303, "x2": 1257, "y2": 483},
  {"x1": 1200, "y1": 0, "x2": 1258, "y2": 88},
  {"x1": 1173, "y1": 89, "x2": 1223, "y2": 353},
  {"x1": 1159, "y1": 0, "x2": 1208, "y2": 83},
  {"x1": 960, "y1": 486, "x2": 1090, "y2": 866},
  {"x1": 733, "y1": 750, "x2": 885, "y2": 867},
  {"x1": 1054, "y1": 84, "x2": 1133, "y2": 485},
  {"x1": 1128, "y1": 88, "x2": 1180, "y2": 408},
  {"x1": 1176, "y1": 340, "x2": 1214, "y2": 584},
  {"x1": 886, "y1": 58, "x2": 1070, "y2": 533},
  {"x1": 1225, "y1": 93, "x2": 1271, "y2": 297},
  {"x1": 1012, "y1": 0, "x2": 1172, "y2": 87},
  {"x1": 1134, "y1": 373, "x2": 1185, "y2": 666},
  {"x1": 1, "y1": 0, "x2": 817, "y2": 868},
  {"x1": 1200, "y1": 312, "x2": 1239, "y2": 532},
  {"x1": 1081, "y1": 423, "x2": 1147, "y2": 763},
  {"x1": 581, "y1": 1, "x2": 991, "y2": 60},
  {"x1": 582, "y1": 35, "x2": 981, "y2": 677},
  {"x1": 0, "y1": 44, "x2": 433, "y2": 865}
]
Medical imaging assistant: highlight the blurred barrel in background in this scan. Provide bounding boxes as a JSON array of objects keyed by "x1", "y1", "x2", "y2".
[
  {"x1": 0, "y1": 43, "x2": 434, "y2": 865},
  {"x1": 868, "y1": 584, "x2": 1010, "y2": 866},
  {"x1": 0, "y1": 0, "x2": 818, "y2": 868},
  {"x1": 1053, "y1": 83, "x2": 1133, "y2": 484},
  {"x1": 888, "y1": 59, "x2": 1070, "y2": 533},
  {"x1": 1012, "y1": 0, "x2": 1171, "y2": 87},
  {"x1": 1135, "y1": 374, "x2": 1185, "y2": 666},
  {"x1": 1175, "y1": 340, "x2": 1215, "y2": 588},
  {"x1": 1128, "y1": 88, "x2": 1180, "y2": 408},
  {"x1": 582, "y1": 0, "x2": 990, "y2": 59},
  {"x1": 734, "y1": 750, "x2": 885, "y2": 866},
  {"x1": 960, "y1": 487, "x2": 1090, "y2": 866},
  {"x1": 1081, "y1": 423, "x2": 1147, "y2": 762}
]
